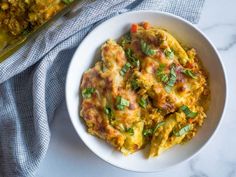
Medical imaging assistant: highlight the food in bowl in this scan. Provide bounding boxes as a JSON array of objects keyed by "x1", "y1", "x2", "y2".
[{"x1": 80, "y1": 22, "x2": 210, "y2": 157}]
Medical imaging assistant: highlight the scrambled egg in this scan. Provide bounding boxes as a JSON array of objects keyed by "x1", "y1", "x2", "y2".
[{"x1": 80, "y1": 22, "x2": 210, "y2": 157}]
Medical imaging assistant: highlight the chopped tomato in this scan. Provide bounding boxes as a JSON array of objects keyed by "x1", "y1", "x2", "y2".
[
  {"x1": 130, "y1": 24, "x2": 138, "y2": 33},
  {"x1": 186, "y1": 61, "x2": 193, "y2": 69},
  {"x1": 188, "y1": 118, "x2": 194, "y2": 124},
  {"x1": 143, "y1": 22, "x2": 150, "y2": 30}
]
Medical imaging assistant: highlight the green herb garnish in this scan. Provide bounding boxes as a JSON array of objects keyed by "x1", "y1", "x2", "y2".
[
  {"x1": 153, "y1": 121, "x2": 165, "y2": 132},
  {"x1": 181, "y1": 69, "x2": 197, "y2": 79},
  {"x1": 131, "y1": 79, "x2": 140, "y2": 90},
  {"x1": 164, "y1": 65, "x2": 177, "y2": 93},
  {"x1": 156, "y1": 63, "x2": 166, "y2": 76},
  {"x1": 116, "y1": 96, "x2": 130, "y2": 110},
  {"x1": 173, "y1": 124, "x2": 191, "y2": 136},
  {"x1": 126, "y1": 128, "x2": 134, "y2": 135},
  {"x1": 138, "y1": 97, "x2": 147, "y2": 108},
  {"x1": 164, "y1": 85, "x2": 172, "y2": 93},
  {"x1": 161, "y1": 74, "x2": 169, "y2": 83},
  {"x1": 82, "y1": 88, "x2": 95, "y2": 98},
  {"x1": 143, "y1": 121, "x2": 165, "y2": 136},
  {"x1": 157, "y1": 64, "x2": 169, "y2": 83},
  {"x1": 164, "y1": 48, "x2": 174, "y2": 59},
  {"x1": 125, "y1": 48, "x2": 140, "y2": 67},
  {"x1": 121, "y1": 32, "x2": 131, "y2": 47},
  {"x1": 143, "y1": 129, "x2": 153, "y2": 136},
  {"x1": 140, "y1": 40, "x2": 156, "y2": 56},
  {"x1": 104, "y1": 106, "x2": 113, "y2": 119},
  {"x1": 180, "y1": 105, "x2": 198, "y2": 118},
  {"x1": 120, "y1": 62, "x2": 131, "y2": 76}
]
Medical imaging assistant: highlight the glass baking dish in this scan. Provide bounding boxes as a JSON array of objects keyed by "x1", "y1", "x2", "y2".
[{"x1": 0, "y1": 0, "x2": 83, "y2": 62}]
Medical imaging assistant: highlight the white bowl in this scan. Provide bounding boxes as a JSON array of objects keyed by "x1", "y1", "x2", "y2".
[{"x1": 66, "y1": 10, "x2": 227, "y2": 172}]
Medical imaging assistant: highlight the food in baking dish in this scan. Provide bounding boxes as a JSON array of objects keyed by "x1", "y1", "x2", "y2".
[
  {"x1": 0, "y1": 0, "x2": 73, "y2": 51},
  {"x1": 80, "y1": 22, "x2": 210, "y2": 157}
]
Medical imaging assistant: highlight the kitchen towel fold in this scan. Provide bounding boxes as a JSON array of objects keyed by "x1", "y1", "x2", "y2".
[{"x1": 0, "y1": 0, "x2": 205, "y2": 176}]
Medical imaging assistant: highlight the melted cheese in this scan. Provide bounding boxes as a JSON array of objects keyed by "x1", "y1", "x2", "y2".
[{"x1": 80, "y1": 23, "x2": 210, "y2": 157}]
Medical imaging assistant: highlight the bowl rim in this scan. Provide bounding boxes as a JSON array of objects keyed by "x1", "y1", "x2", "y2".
[{"x1": 65, "y1": 10, "x2": 228, "y2": 173}]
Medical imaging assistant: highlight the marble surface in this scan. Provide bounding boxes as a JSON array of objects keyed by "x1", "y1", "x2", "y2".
[{"x1": 37, "y1": 0, "x2": 236, "y2": 176}]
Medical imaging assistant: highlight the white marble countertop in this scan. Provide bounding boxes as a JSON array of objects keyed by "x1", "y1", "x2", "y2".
[{"x1": 37, "y1": 0, "x2": 236, "y2": 176}]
